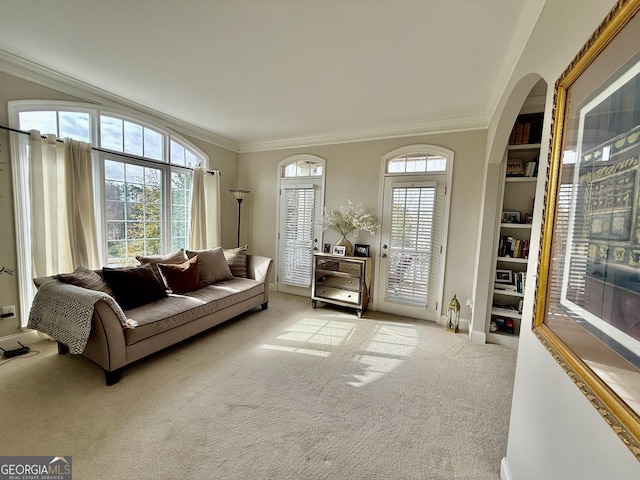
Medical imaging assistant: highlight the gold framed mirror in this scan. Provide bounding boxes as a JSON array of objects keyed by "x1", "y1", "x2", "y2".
[{"x1": 533, "y1": 0, "x2": 640, "y2": 460}]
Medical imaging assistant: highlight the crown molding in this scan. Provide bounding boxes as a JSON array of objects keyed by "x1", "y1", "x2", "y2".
[
  {"x1": 239, "y1": 115, "x2": 488, "y2": 153},
  {"x1": 0, "y1": 50, "x2": 240, "y2": 152}
]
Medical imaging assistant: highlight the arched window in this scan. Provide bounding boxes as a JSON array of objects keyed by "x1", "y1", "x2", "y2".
[
  {"x1": 11, "y1": 101, "x2": 206, "y2": 265},
  {"x1": 9, "y1": 101, "x2": 209, "y2": 326}
]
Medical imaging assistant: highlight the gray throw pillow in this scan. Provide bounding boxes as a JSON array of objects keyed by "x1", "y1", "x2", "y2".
[
  {"x1": 224, "y1": 245, "x2": 248, "y2": 278},
  {"x1": 186, "y1": 247, "x2": 233, "y2": 284},
  {"x1": 56, "y1": 265, "x2": 115, "y2": 297}
]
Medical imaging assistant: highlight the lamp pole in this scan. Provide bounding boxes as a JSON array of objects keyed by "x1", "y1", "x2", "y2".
[{"x1": 229, "y1": 189, "x2": 250, "y2": 247}]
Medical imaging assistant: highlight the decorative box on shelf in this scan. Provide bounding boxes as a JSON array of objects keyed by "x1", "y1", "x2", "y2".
[{"x1": 311, "y1": 253, "x2": 372, "y2": 318}]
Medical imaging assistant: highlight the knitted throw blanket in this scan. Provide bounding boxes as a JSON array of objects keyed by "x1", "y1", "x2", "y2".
[{"x1": 28, "y1": 280, "x2": 137, "y2": 354}]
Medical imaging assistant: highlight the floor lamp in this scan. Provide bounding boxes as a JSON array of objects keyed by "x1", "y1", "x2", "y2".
[{"x1": 230, "y1": 189, "x2": 250, "y2": 247}]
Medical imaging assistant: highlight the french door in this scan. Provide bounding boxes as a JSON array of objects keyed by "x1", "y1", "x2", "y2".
[
  {"x1": 376, "y1": 176, "x2": 447, "y2": 320},
  {"x1": 277, "y1": 179, "x2": 323, "y2": 295}
]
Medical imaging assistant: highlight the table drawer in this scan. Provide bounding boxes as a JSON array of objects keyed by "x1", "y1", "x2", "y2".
[
  {"x1": 337, "y1": 262, "x2": 362, "y2": 276},
  {"x1": 316, "y1": 275, "x2": 360, "y2": 290},
  {"x1": 315, "y1": 286, "x2": 360, "y2": 305}
]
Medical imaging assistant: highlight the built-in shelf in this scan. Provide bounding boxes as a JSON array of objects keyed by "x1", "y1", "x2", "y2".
[
  {"x1": 497, "y1": 256, "x2": 528, "y2": 264},
  {"x1": 489, "y1": 112, "x2": 543, "y2": 348},
  {"x1": 500, "y1": 223, "x2": 532, "y2": 229},
  {"x1": 487, "y1": 331, "x2": 519, "y2": 349},
  {"x1": 507, "y1": 143, "x2": 541, "y2": 151},
  {"x1": 505, "y1": 176, "x2": 538, "y2": 183},
  {"x1": 493, "y1": 289, "x2": 524, "y2": 298},
  {"x1": 491, "y1": 308, "x2": 522, "y2": 319}
]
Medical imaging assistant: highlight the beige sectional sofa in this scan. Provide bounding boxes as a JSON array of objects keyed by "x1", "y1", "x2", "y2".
[{"x1": 31, "y1": 252, "x2": 272, "y2": 385}]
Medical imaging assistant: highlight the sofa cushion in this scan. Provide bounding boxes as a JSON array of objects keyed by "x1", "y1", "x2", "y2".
[
  {"x1": 186, "y1": 247, "x2": 233, "y2": 284},
  {"x1": 224, "y1": 245, "x2": 248, "y2": 278},
  {"x1": 123, "y1": 277, "x2": 264, "y2": 345},
  {"x1": 136, "y1": 249, "x2": 187, "y2": 284},
  {"x1": 158, "y1": 255, "x2": 202, "y2": 294},
  {"x1": 102, "y1": 264, "x2": 168, "y2": 310},
  {"x1": 55, "y1": 265, "x2": 115, "y2": 297}
]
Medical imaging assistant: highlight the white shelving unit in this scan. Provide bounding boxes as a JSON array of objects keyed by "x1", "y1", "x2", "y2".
[{"x1": 488, "y1": 140, "x2": 540, "y2": 350}]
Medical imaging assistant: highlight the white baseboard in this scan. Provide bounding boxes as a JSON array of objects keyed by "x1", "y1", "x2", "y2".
[
  {"x1": 469, "y1": 329, "x2": 487, "y2": 344},
  {"x1": 0, "y1": 329, "x2": 43, "y2": 349},
  {"x1": 501, "y1": 457, "x2": 513, "y2": 480}
]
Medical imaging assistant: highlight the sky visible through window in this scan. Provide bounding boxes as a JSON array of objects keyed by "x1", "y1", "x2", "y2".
[{"x1": 18, "y1": 106, "x2": 202, "y2": 266}]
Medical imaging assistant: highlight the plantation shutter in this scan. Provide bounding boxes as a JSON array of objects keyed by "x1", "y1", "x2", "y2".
[
  {"x1": 385, "y1": 183, "x2": 441, "y2": 307},
  {"x1": 281, "y1": 184, "x2": 316, "y2": 287},
  {"x1": 555, "y1": 179, "x2": 585, "y2": 304}
]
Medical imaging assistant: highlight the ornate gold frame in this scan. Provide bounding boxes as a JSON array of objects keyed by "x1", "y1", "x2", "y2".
[{"x1": 533, "y1": 0, "x2": 640, "y2": 460}]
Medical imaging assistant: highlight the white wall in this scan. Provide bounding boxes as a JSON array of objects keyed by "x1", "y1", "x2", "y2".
[
  {"x1": 239, "y1": 130, "x2": 486, "y2": 322},
  {"x1": 490, "y1": 0, "x2": 640, "y2": 477}
]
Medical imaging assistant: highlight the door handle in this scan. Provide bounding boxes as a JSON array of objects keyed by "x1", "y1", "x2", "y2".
[{"x1": 381, "y1": 253, "x2": 387, "y2": 258}]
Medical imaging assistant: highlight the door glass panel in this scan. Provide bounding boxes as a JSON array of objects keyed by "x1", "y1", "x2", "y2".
[
  {"x1": 385, "y1": 186, "x2": 436, "y2": 306},
  {"x1": 281, "y1": 186, "x2": 316, "y2": 287}
]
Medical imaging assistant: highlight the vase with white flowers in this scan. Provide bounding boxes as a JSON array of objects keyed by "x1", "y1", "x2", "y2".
[{"x1": 320, "y1": 199, "x2": 378, "y2": 256}]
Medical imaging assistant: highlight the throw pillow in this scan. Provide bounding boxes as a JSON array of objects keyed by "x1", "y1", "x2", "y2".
[
  {"x1": 136, "y1": 249, "x2": 187, "y2": 284},
  {"x1": 102, "y1": 263, "x2": 168, "y2": 310},
  {"x1": 186, "y1": 247, "x2": 233, "y2": 284},
  {"x1": 223, "y1": 245, "x2": 248, "y2": 278},
  {"x1": 56, "y1": 265, "x2": 115, "y2": 297},
  {"x1": 157, "y1": 256, "x2": 201, "y2": 294}
]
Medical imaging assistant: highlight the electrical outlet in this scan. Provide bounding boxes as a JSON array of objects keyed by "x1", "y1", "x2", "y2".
[
  {"x1": 1, "y1": 305, "x2": 16, "y2": 318},
  {"x1": 466, "y1": 299, "x2": 473, "y2": 308}
]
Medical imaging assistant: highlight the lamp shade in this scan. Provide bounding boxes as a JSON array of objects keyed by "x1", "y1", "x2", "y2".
[{"x1": 230, "y1": 189, "x2": 250, "y2": 200}]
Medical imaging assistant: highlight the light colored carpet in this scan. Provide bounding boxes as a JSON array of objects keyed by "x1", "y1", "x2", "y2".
[{"x1": 0, "y1": 291, "x2": 516, "y2": 479}]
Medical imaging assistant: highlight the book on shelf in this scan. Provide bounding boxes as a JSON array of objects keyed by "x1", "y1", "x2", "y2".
[
  {"x1": 524, "y1": 160, "x2": 538, "y2": 177},
  {"x1": 515, "y1": 271, "x2": 526, "y2": 294},
  {"x1": 497, "y1": 236, "x2": 529, "y2": 259},
  {"x1": 508, "y1": 113, "x2": 543, "y2": 145},
  {"x1": 494, "y1": 283, "x2": 516, "y2": 291}
]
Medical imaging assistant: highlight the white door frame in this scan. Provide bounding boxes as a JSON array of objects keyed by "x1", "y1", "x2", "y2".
[
  {"x1": 275, "y1": 154, "x2": 326, "y2": 296},
  {"x1": 373, "y1": 145, "x2": 454, "y2": 322}
]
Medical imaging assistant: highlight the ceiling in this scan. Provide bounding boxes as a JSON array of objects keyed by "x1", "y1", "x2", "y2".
[{"x1": 0, "y1": 1, "x2": 544, "y2": 152}]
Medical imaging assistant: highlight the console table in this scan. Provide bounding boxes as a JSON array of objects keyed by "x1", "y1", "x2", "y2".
[{"x1": 311, "y1": 253, "x2": 372, "y2": 318}]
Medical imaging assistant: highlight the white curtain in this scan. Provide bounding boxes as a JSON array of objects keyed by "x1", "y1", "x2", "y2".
[
  {"x1": 65, "y1": 138, "x2": 100, "y2": 268},
  {"x1": 16, "y1": 131, "x2": 98, "y2": 327},
  {"x1": 29, "y1": 132, "x2": 73, "y2": 277},
  {"x1": 189, "y1": 167, "x2": 221, "y2": 249}
]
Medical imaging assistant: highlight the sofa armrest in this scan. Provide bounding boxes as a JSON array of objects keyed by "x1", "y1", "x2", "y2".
[
  {"x1": 246, "y1": 255, "x2": 273, "y2": 283},
  {"x1": 33, "y1": 275, "x2": 128, "y2": 372}
]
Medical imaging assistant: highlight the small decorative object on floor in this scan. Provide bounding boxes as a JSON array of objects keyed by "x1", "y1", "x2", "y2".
[{"x1": 446, "y1": 294, "x2": 460, "y2": 333}]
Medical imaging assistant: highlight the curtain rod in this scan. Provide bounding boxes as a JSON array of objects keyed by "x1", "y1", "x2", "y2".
[{"x1": 0, "y1": 123, "x2": 209, "y2": 171}]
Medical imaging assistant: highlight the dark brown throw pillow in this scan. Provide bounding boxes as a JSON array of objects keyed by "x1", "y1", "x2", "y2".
[
  {"x1": 158, "y1": 256, "x2": 201, "y2": 293},
  {"x1": 102, "y1": 263, "x2": 167, "y2": 310},
  {"x1": 56, "y1": 265, "x2": 115, "y2": 297},
  {"x1": 224, "y1": 245, "x2": 248, "y2": 278}
]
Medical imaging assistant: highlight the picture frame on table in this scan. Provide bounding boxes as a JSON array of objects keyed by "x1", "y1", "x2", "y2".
[
  {"x1": 533, "y1": 0, "x2": 640, "y2": 459},
  {"x1": 353, "y1": 244, "x2": 370, "y2": 257},
  {"x1": 332, "y1": 245, "x2": 346, "y2": 257},
  {"x1": 323, "y1": 243, "x2": 332, "y2": 254}
]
